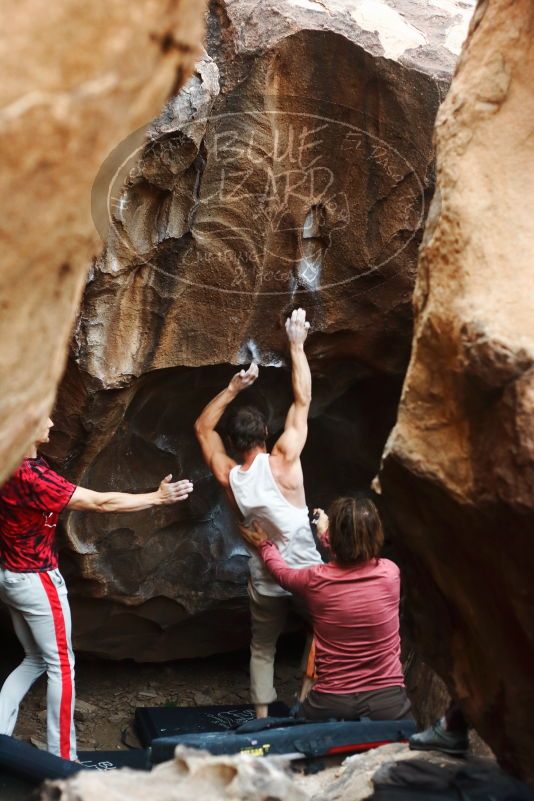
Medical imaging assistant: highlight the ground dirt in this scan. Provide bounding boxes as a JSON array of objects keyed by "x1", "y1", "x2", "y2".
[
  {"x1": 3, "y1": 634, "x2": 305, "y2": 752},
  {"x1": 0, "y1": 630, "x2": 495, "y2": 801}
]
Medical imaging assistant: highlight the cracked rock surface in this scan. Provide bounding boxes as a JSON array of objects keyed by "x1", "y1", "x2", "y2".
[
  {"x1": 379, "y1": 0, "x2": 534, "y2": 782},
  {"x1": 0, "y1": 0, "x2": 207, "y2": 483},
  {"x1": 40, "y1": 743, "x2": 507, "y2": 801},
  {"x1": 46, "y1": 0, "x2": 474, "y2": 660}
]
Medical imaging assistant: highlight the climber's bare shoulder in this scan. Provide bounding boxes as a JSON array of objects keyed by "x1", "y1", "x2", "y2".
[
  {"x1": 268, "y1": 452, "x2": 307, "y2": 508},
  {"x1": 210, "y1": 451, "x2": 237, "y2": 489}
]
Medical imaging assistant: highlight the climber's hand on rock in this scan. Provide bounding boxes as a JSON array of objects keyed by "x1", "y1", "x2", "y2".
[
  {"x1": 286, "y1": 308, "x2": 310, "y2": 345},
  {"x1": 158, "y1": 475, "x2": 194, "y2": 504},
  {"x1": 239, "y1": 520, "x2": 269, "y2": 547},
  {"x1": 228, "y1": 362, "x2": 259, "y2": 393}
]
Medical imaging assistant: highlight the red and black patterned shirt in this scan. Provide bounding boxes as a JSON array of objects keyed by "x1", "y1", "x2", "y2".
[{"x1": 0, "y1": 457, "x2": 76, "y2": 572}]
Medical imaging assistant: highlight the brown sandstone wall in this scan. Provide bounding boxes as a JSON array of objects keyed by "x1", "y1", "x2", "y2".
[
  {"x1": 0, "y1": 0, "x2": 207, "y2": 483},
  {"x1": 380, "y1": 0, "x2": 534, "y2": 781},
  {"x1": 45, "y1": 0, "x2": 470, "y2": 660}
]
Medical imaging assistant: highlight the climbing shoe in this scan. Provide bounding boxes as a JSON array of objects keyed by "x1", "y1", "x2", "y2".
[{"x1": 409, "y1": 721, "x2": 468, "y2": 756}]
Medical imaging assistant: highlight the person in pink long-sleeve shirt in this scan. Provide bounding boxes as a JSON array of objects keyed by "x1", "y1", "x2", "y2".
[{"x1": 240, "y1": 497, "x2": 413, "y2": 722}]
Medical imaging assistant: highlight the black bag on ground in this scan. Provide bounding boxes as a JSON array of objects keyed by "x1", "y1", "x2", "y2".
[
  {"x1": 369, "y1": 758, "x2": 534, "y2": 801},
  {"x1": 0, "y1": 735, "x2": 150, "y2": 785},
  {"x1": 150, "y1": 717, "x2": 416, "y2": 764},
  {"x1": 0, "y1": 734, "x2": 81, "y2": 783}
]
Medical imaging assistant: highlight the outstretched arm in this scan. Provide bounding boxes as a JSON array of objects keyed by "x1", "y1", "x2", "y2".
[
  {"x1": 67, "y1": 474, "x2": 194, "y2": 513},
  {"x1": 194, "y1": 363, "x2": 259, "y2": 487},
  {"x1": 272, "y1": 308, "x2": 311, "y2": 463}
]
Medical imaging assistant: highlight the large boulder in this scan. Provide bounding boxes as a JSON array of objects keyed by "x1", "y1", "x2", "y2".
[
  {"x1": 0, "y1": 0, "x2": 207, "y2": 484},
  {"x1": 379, "y1": 0, "x2": 534, "y2": 782},
  {"x1": 47, "y1": 0, "x2": 473, "y2": 660}
]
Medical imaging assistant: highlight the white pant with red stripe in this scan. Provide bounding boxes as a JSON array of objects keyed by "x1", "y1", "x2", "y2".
[{"x1": 0, "y1": 567, "x2": 76, "y2": 760}]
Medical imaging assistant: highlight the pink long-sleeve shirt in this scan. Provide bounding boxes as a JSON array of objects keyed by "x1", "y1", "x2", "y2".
[{"x1": 258, "y1": 540, "x2": 404, "y2": 695}]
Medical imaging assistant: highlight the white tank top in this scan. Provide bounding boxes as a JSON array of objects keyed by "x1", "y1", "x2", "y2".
[{"x1": 229, "y1": 453, "x2": 322, "y2": 596}]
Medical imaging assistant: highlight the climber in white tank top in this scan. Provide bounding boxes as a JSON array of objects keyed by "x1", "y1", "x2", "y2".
[
  {"x1": 195, "y1": 308, "x2": 321, "y2": 716},
  {"x1": 229, "y1": 453, "x2": 320, "y2": 596}
]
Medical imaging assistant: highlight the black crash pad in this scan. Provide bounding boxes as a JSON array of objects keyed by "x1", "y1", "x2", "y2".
[
  {"x1": 0, "y1": 735, "x2": 149, "y2": 786},
  {"x1": 77, "y1": 749, "x2": 150, "y2": 771},
  {"x1": 0, "y1": 734, "x2": 81, "y2": 783},
  {"x1": 135, "y1": 701, "x2": 290, "y2": 747},
  {"x1": 150, "y1": 717, "x2": 417, "y2": 763}
]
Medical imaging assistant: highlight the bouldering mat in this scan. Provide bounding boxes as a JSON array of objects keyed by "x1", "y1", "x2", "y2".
[{"x1": 135, "y1": 701, "x2": 290, "y2": 747}]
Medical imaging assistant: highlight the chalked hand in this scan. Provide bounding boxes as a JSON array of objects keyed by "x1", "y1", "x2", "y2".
[
  {"x1": 228, "y1": 362, "x2": 259, "y2": 393},
  {"x1": 286, "y1": 308, "x2": 310, "y2": 345},
  {"x1": 158, "y1": 475, "x2": 194, "y2": 504}
]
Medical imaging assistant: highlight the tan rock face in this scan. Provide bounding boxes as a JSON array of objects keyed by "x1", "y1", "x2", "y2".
[
  {"x1": 40, "y1": 743, "x2": 513, "y2": 800},
  {"x1": 41, "y1": 746, "x2": 308, "y2": 801},
  {"x1": 45, "y1": 0, "x2": 472, "y2": 661},
  {"x1": 0, "y1": 0, "x2": 207, "y2": 483},
  {"x1": 72, "y1": 0, "x2": 470, "y2": 385},
  {"x1": 380, "y1": 0, "x2": 534, "y2": 781},
  {"x1": 34, "y1": 743, "x2": 449, "y2": 801}
]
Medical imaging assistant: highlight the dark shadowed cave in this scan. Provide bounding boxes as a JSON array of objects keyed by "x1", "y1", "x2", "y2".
[{"x1": 49, "y1": 360, "x2": 404, "y2": 661}]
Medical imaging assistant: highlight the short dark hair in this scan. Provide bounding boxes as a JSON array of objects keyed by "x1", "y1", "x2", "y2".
[
  {"x1": 328, "y1": 497, "x2": 384, "y2": 566},
  {"x1": 225, "y1": 406, "x2": 268, "y2": 455}
]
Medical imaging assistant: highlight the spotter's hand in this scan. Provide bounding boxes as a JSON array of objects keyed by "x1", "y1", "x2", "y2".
[
  {"x1": 312, "y1": 508, "x2": 329, "y2": 537},
  {"x1": 285, "y1": 308, "x2": 310, "y2": 345},
  {"x1": 229, "y1": 362, "x2": 259, "y2": 393},
  {"x1": 157, "y1": 475, "x2": 194, "y2": 504},
  {"x1": 239, "y1": 520, "x2": 269, "y2": 547}
]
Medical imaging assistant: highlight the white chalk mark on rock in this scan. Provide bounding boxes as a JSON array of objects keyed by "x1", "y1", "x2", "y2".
[
  {"x1": 236, "y1": 338, "x2": 284, "y2": 368},
  {"x1": 297, "y1": 206, "x2": 324, "y2": 291}
]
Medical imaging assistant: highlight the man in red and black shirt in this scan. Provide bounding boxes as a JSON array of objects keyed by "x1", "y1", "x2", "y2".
[
  {"x1": 0, "y1": 457, "x2": 77, "y2": 573},
  {"x1": 0, "y1": 417, "x2": 193, "y2": 760}
]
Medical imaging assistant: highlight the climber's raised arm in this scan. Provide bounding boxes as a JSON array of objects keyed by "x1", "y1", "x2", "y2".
[
  {"x1": 272, "y1": 308, "x2": 311, "y2": 464},
  {"x1": 194, "y1": 363, "x2": 259, "y2": 487}
]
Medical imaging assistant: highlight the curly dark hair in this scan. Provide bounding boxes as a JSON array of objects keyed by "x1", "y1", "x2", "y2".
[
  {"x1": 328, "y1": 497, "x2": 384, "y2": 566},
  {"x1": 225, "y1": 406, "x2": 268, "y2": 455}
]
